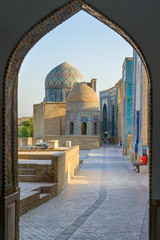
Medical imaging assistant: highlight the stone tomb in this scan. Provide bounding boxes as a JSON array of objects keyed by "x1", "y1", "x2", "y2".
[{"x1": 18, "y1": 146, "x2": 79, "y2": 215}]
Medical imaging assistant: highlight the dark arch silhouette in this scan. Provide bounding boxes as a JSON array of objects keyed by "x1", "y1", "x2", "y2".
[
  {"x1": 81, "y1": 122, "x2": 87, "y2": 135},
  {"x1": 112, "y1": 105, "x2": 115, "y2": 136},
  {"x1": 103, "y1": 104, "x2": 107, "y2": 135},
  {"x1": 70, "y1": 122, "x2": 74, "y2": 135},
  {"x1": 94, "y1": 122, "x2": 98, "y2": 135}
]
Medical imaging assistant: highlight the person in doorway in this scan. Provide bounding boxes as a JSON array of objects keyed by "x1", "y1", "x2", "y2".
[
  {"x1": 104, "y1": 131, "x2": 108, "y2": 143},
  {"x1": 133, "y1": 153, "x2": 147, "y2": 173}
]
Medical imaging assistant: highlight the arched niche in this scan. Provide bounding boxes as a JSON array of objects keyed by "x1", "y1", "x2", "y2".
[
  {"x1": 81, "y1": 122, "x2": 87, "y2": 135},
  {"x1": 70, "y1": 122, "x2": 74, "y2": 135}
]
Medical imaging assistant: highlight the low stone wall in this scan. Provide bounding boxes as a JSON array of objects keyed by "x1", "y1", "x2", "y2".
[
  {"x1": 18, "y1": 137, "x2": 35, "y2": 147},
  {"x1": 18, "y1": 135, "x2": 100, "y2": 150},
  {"x1": 18, "y1": 146, "x2": 79, "y2": 214},
  {"x1": 45, "y1": 135, "x2": 100, "y2": 150},
  {"x1": 108, "y1": 137, "x2": 118, "y2": 144},
  {"x1": 52, "y1": 146, "x2": 79, "y2": 194},
  {"x1": 20, "y1": 184, "x2": 58, "y2": 216},
  {"x1": 140, "y1": 165, "x2": 148, "y2": 173},
  {"x1": 18, "y1": 146, "x2": 79, "y2": 192}
]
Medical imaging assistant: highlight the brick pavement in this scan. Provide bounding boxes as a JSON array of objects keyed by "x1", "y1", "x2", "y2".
[{"x1": 20, "y1": 144, "x2": 148, "y2": 240}]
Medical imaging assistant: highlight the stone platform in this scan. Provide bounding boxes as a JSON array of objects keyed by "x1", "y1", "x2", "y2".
[
  {"x1": 18, "y1": 150, "x2": 63, "y2": 160},
  {"x1": 18, "y1": 159, "x2": 53, "y2": 182},
  {"x1": 19, "y1": 182, "x2": 58, "y2": 216},
  {"x1": 18, "y1": 146, "x2": 79, "y2": 217}
]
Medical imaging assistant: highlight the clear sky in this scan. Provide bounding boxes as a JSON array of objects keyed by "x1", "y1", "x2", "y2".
[{"x1": 18, "y1": 10, "x2": 133, "y2": 117}]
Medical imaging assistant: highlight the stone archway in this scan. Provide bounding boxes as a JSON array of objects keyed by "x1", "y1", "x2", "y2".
[
  {"x1": 1, "y1": 0, "x2": 152, "y2": 239},
  {"x1": 103, "y1": 103, "x2": 107, "y2": 136},
  {"x1": 81, "y1": 122, "x2": 87, "y2": 135},
  {"x1": 70, "y1": 122, "x2": 74, "y2": 135},
  {"x1": 112, "y1": 104, "x2": 115, "y2": 137}
]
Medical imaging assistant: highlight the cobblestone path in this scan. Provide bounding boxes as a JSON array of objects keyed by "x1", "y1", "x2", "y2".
[{"x1": 20, "y1": 144, "x2": 148, "y2": 240}]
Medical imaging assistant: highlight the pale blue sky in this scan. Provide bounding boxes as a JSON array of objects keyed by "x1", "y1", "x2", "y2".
[{"x1": 18, "y1": 10, "x2": 133, "y2": 117}]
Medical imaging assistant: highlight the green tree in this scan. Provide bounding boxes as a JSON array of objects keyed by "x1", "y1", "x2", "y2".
[{"x1": 18, "y1": 117, "x2": 34, "y2": 137}]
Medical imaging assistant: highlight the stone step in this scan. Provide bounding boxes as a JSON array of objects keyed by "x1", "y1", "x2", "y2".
[
  {"x1": 18, "y1": 168, "x2": 36, "y2": 175},
  {"x1": 18, "y1": 153, "x2": 52, "y2": 160},
  {"x1": 18, "y1": 163, "x2": 37, "y2": 169},
  {"x1": 39, "y1": 193, "x2": 50, "y2": 204},
  {"x1": 20, "y1": 183, "x2": 58, "y2": 216},
  {"x1": 39, "y1": 193, "x2": 49, "y2": 198},
  {"x1": 18, "y1": 175, "x2": 37, "y2": 182},
  {"x1": 41, "y1": 184, "x2": 58, "y2": 196}
]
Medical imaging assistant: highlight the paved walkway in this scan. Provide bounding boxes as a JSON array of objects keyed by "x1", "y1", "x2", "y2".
[{"x1": 20, "y1": 144, "x2": 148, "y2": 240}]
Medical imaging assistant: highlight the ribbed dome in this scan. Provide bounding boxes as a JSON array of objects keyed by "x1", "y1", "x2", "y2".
[
  {"x1": 66, "y1": 83, "x2": 99, "y2": 102},
  {"x1": 45, "y1": 62, "x2": 86, "y2": 89}
]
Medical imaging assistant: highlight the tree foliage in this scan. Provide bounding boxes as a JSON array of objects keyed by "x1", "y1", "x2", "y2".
[{"x1": 18, "y1": 117, "x2": 34, "y2": 137}]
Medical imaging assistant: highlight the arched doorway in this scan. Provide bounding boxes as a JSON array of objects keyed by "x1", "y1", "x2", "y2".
[
  {"x1": 70, "y1": 122, "x2": 74, "y2": 135},
  {"x1": 1, "y1": 1, "x2": 153, "y2": 239},
  {"x1": 112, "y1": 104, "x2": 115, "y2": 136},
  {"x1": 81, "y1": 122, "x2": 87, "y2": 135},
  {"x1": 94, "y1": 122, "x2": 98, "y2": 135},
  {"x1": 103, "y1": 104, "x2": 107, "y2": 136}
]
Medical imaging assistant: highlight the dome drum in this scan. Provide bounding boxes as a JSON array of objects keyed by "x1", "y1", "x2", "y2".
[{"x1": 66, "y1": 102, "x2": 99, "y2": 111}]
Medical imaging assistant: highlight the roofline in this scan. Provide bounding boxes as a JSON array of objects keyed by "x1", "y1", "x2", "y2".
[
  {"x1": 122, "y1": 57, "x2": 133, "y2": 69},
  {"x1": 99, "y1": 84, "x2": 117, "y2": 93}
]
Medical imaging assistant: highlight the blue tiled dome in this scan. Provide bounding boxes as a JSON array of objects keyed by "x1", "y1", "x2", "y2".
[{"x1": 45, "y1": 62, "x2": 86, "y2": 89}]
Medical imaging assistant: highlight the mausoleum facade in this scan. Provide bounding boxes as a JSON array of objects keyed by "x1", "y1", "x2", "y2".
[
  {"x1": 66, "y1": 83, "x2": 100, "y2": 136},
  {"x1": 34, "y1": 62, "x2": 100, "y2": 141}
]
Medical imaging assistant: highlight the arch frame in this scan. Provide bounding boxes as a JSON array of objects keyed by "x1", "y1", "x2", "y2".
[
  {"x1": 93, "y1": 121, "x2": 98, "y2": 135},
  {"x1": 1, "y1": 0, "x2": 153, "y2": 239}
]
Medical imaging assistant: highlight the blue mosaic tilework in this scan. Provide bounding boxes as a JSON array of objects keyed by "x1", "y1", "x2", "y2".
[
  {"x1": 99, "y1": 87, "x2": 118, "y2": 138},
  {"x1": 70, "y1": 116, "x2": 75, "y2": 122},
  {"x1": 94, "y1": 116, "x2": 98, "y2": 122},
  {"x1": 81, "y1": 116, "x2": 88, "y2": 122},
  {"x1": 45, "y1": 88, "x2": 70, "y2": 102},
  {"x1": 122, "y1": 59, "x2": 133, "y2": 150},
  {"x1": 45, "y1": 62, "x2": 85, "y2": 89},
  {"x1": 66, "y1": 110, "x2": 100, "y2": 136},
  {"x1": 132, "y1": 50, "x2": 149, "y2": 156}
]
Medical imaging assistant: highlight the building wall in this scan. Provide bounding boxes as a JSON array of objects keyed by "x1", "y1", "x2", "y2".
[
  {"x1": 33, "y1": 102, "x2": 66, "y2": 139},
  {"x1": 132, "y1": 51, "x2": 149, "y2": 160},
  {"x1": 45, "y1": 135, "x2": 100, "y2": 150},
  {"x1": 33, "y1": 103, "x2": 45, "y2": 139},
  {"x1": 52, "y1": 146, "x2": 79, "y2": 194},
  {"x1": 65, "y1": 110, "x2": 100, "y2": 136},
  {"x1": 87, "y1": 79, "x2": 97, "y2": 92},
  {"x1": 142, "y1": 67, "x2": 148, "y2": 147},
  {"x1": 116, "y1": 79, "x2": 123, "y2": 143},
  {"x1": 44, "y1": 103, "x2": 66, "y2": 136},
  {"x1": 99, "y1": 85, "x2": 119, "y2": 143},
  {"x1": 122, "y1": 58, "x2": 133, "y2": 154}
]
